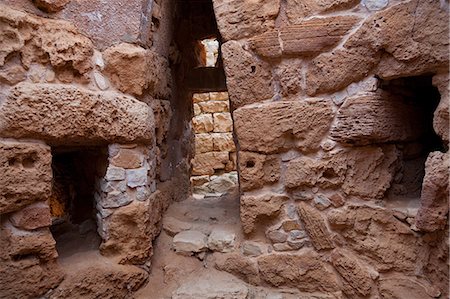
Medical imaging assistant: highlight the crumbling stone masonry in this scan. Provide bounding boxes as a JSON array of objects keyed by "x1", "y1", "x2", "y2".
[{"x1": 0, "y1": 0, "x2": 449, "y2": 298}]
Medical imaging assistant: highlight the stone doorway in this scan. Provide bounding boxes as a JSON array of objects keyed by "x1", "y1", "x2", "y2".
[{"x1": 49, "y1": 147, "x2": 108, "y2": 257}]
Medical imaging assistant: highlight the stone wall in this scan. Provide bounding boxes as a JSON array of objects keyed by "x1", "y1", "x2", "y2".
[
  {"x1": 0, "y1": 1, "x2": 178, "y2": 297},
  {"x1": 212, "y1": 0, "x2": 450, "y2": 298},
  {"x1": 190, "y1": 91, "x2": 237, "y2": 195}
]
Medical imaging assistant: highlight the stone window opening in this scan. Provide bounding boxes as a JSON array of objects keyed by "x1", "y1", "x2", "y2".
[
  {"x1": 49, "y1": 147, "x2": 107, "y2": 257},
  {"x1": 195, "y1": 37, "x2": 220, "y2": 67},
  {"x1": 380, "y1": 75, "x2": 445, "y2": 207}
]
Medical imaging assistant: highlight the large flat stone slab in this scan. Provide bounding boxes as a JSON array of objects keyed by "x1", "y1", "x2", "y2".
[{"x1": 0, "y1": 83, "x2": 154, "y2": 146}]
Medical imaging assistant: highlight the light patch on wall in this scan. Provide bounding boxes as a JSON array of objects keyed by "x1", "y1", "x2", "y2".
[{"x1": 201, "y1": 38, "x2": 219, "y2": 67}]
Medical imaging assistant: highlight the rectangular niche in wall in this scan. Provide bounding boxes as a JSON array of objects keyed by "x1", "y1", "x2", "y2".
[
  {"x1": 381, "y1": 75, "x2": 445, "y2": 206},
  {"x1": 49, "y1": 147, "x2": 108, "y2": 258}
]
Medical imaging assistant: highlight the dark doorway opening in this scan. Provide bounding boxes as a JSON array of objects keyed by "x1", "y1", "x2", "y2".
[
  {"x1": 49, "y1": 147, "x2": 107, "y2": 257},
  {"x1": 382, "y1": 75, "x2": 444, "y2": 205}
]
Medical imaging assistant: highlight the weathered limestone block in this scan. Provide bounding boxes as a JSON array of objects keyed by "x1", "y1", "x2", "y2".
[
  {"x1": 238, "y1": 151, "x2": 280, "y2": 191},
  {"x1": 100, "y1": 200, "x2": 152, "y2": 264},
  {"x1": 214, "y1": 252, "x2": 260, "y2": 285},
  {"x1": 33, "y1": 0, "x2": 70, "y2": 12},
  {"x1": 0, "y1": 65, "x2": 27, "y2": 85},
  {"x1": 49, "y1": 262, "x2": 148, "y2": 299},
  {"x1": 275, "y1": 59, "x2": 303, "y2": 97},
  {"x1": 328, "y1": 205, "x2": 425, "y2": 272},
  {"x1": 331, "y1": 93, "x2": 423, "y2": 145},
  {"x1": 240, "y1": 193, "x2": 289, "y2": 234},
  {"x1": 415, "y1": 151, "x2": 449, "y2": 232},
  {"x1": 212, "y1": 133, "x2": 235, "y2": 152},
  {"x1": 213, "y1": 112, "x2": 233, "y2": 133},
  {"x1": 306, "y1": 47, "x2": 380, "y2": 96},
  {"x1": 250, "y1": 16, "x2": 360, "y2": 58},
  {"x1": 192, "y1": 114, "x2": 214, "y2": 133},
  {"x1": 0, "y1": 140, "x2": 52, "y2": 214},
  {"x1": 233, "y1": 99, "x2": 333, "y2": 154},
  {"x1": 297, "y1": 203, "x2": 334, "y2": 250},
  {"x1": 432, "y1": 73, "x2": 449, "y2": 145},
  {"x1": 110, "y1": 148, "x2": 144, "y2": 169},
  {"x1": 221, "y1": 41, "x2": 274, "y2": 109},
  {"x1": 306, "y1": 0, "x2": 449, "y2": 95},
  {"x1": 193, "y1": 103, "x2": 201, "y2": 116},
  {"x1": 378, "y1": 274, "x2": 441, "y2": 299},
  {"x1": 286, "y1": 146, "x2": 399, "y2": 199},
  {"x1": 257, "y1": 252, "x2": 340, "y2": 292},
  {"x1": 172, "y1": 273, "x2": 249, "y2": 299},
  {"x1": 0, "y1": 83, "x2": 154, "y2": 146},
  {"x1": 191, "y1": 152, "x2": 229, "y2": 175},
  {"x1": 173, "y1": 230, "x2": 208, "y2": 254},
  {"x1": 286, "y1": 0, "x2": 359, "y2": 23},
  {"x1": 209, "y1": 92, "x2": 229, "y2": 101},
  {"x1": 192, "y1": 93, "x2": 210, "y2": 103},
  {"x1": 207, "y1": 228, "x2": 236, "y2": 253},
  {"x1": 103, "y1": 43, "x2": 171, "y2": 98},
  {"x1": 195, "y1": 133, "x2": 214, "y2": 153},
  {"x1": 330, "y1": 249, "x2": 373, "y2": 297},
  {"x1": 0, "y1": 223, "x2": 63, "y2": 298},
  {"x1": 212, "y1": 0, "x2": 280, "y2": 41},
  {"x1": 198, "y1": 100, "x2": 229, "y2": 113},
  {"x1": 9, "y1": 202, "x2": 51, "y2": 230},
  {"x1": 0, "y1": 5, "x2": 93, "y2": 73}
]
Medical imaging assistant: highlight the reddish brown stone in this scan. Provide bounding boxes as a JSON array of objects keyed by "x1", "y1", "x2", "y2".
[
  {"x1": 9, "y1": 202, "x2": 51, "y2": 230},
  {"x1": 297, "y1": 203, "x2": 334, "y2": 250}
]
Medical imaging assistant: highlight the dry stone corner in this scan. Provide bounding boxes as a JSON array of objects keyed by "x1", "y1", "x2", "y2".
[{"x1": 0, "y1": 0, "x2": 448, "y2": 298}]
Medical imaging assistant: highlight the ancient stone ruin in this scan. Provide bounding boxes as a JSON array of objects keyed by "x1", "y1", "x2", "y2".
[{"x1": 0, "y1": 0, "x2": 448, "y2": 298}]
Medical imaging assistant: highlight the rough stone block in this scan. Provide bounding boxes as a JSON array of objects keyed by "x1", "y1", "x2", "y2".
[
  {"x1": 198, "y1": 100, "x2": 229, "y2": 113},
  {"x1": 192, "y1": 93, "x2": 210, "y2": 103},
  {"x1": 221, "y1": 41, "x2": 274, "y2": 109},
  {"x1": 212, "y1": 133, "x2": 235, "y2": 152},
  {"x1": 257, "y1": 253, "x2": 340, "y2": 292},
  {"x1": 209, "y1": 92, "x2": 228, "y2": 101},
  {"x1": 214, "y1": 252, "x2": 260, "y2": 285},
  {"x1": 286, "y1": 0, "x2": 359, "y2": 23},
  {"x1": 415, "y1": 151, "x2": 449, "y2": 232},
  {"x1": 328, "y1": 205, "x2": 424, "y2": 272},
  {"x1": 100, "y1": 191, "x2": 132, "y2": 209},
  {"x1": 330, "y1": 249, "x2": 373, "y2": 297},
  {"x1": 103, "y1": 43, "x2": 171, "y2": 98},
  {"x1": 207, "y1": 228, "x2": 236, "y2": 253},
  {"x1": 191, "y1": 152, "x2": 229, "y2": 176},
  {"x1": 195, "y1": 133, "x2": 214, "y2": 153},
  {"x1": 250, "y1": 16, "x2": 360, "y2": 58},
  {"x1": 241, "y1": 193, "x2": 289, "y2": 234},
  {"x1": 297, "y1": 203, "x2": 334, "y2": 250},
  {"x1": 193, "y1": 103, "x2": 201, "y2": 116},
  {"x1": 126, "y1": 167, "x2": 148, "y2": 188},
  {"x1": 378, "y1": 274, "x2": 442, "y2": 299},
  {"x1": 9, "y1": 202, "x2": 51, "y2": 230},
  {"x1": 192, "y1": 114, "x2": 214, "y2": 133},
  {"x1": 100, "y1": 200, "x2": 152, "y2": 264},
  {"x1": 0, "y1": 5, "x2": 93, "y2": 73},
  {"x1": 238, "y1": 151, "x2": 280, "y2": 191},
  {"x1": 110, "y1": 148, "x2": 144, "y2": 169},
  {"x1": 173, "y1": 230, "x2": 208, "y2": 254},
  {"x1": 213, "y1": 113, "x2": 233, "y2": 133},
  {"x1": 286, "y1": 146, "x2": 399, "y2": 199},
  {"x1": 0, "y1": 83, "x2": 154, "y2": 146},
  {"x1": 233, "y1": 99, "x2": 333, "y2": 154},
  {"x1": 0, "y1": 140, "x2": 52, "y2": 214},
  {"x1": 105, "y1": 166, "x2": 126, "y2": 181},
  {"x1": 0, "y1": 223, "x2": 63, "y2": 298},
  {"x1": 212, "y1": 0, "x2": 280, "y2": 41},
  {"x1": 331, "y1": 93, "x2": 424, "y2": 145}
]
